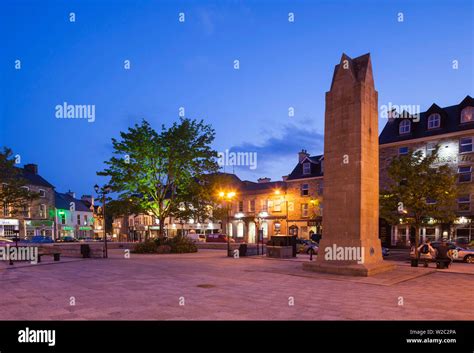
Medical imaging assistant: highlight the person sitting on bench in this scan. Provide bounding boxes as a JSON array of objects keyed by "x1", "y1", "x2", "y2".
[{"x1": 435, "y1": 240, "x2": 452, "y2": 269}]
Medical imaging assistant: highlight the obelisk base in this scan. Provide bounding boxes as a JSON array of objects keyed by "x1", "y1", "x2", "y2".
[{"x1": 302, "y1": 261, "x2": 396, "y2": 277}]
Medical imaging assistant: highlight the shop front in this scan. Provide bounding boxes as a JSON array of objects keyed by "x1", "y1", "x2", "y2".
[
  {"x1": 24, "y1": 220, "x2": 54, "y2": 239},
  {"x1": 0, "y1": 218, "x2": 20, "y2": 239}
]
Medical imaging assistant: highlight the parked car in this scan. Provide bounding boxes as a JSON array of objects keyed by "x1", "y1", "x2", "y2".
[
  {"x1": 58, "y1": 236, "x2": 78, "y2": 242},
  {"x1": 187, "y1": 233, "x2": 206, "y2": 243},
  {"x1": 410, "y1": 241, "x2": 474, "y2": 263},
  {"x1": 205, "y1": 233, "x2": 235, "y2": 243},
  {"x1": 27, "y1": 235, "x2": 54, "y2": 244},
  {"x1": 296, "y1": 238, "x2": 319, "y2": 255}
]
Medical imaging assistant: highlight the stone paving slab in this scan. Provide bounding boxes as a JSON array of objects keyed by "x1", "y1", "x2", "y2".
[{"x1": 0, "y1": 249, "x2": 472, "y2": 320}]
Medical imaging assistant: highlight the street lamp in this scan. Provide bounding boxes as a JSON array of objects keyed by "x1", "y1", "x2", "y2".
[
  {"x1": 255, "y1": 211, "x2": 268, "y2": 255},
  {"x1": 94, "y1": 183, "x2": 112, "y2": 259},
  {"x1": 218, "y1": 190, "x2": 236, "y2": 256}
]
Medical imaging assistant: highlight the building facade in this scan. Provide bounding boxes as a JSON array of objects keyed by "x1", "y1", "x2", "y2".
[
  {"x1": 54, "y1": 191, "x2": 94, "y2": 240},
  {"x1": 1, "y1": 164, "x2": 55, "y2": 239},
  {"x1": 379, "y1": 96, "x2": 474, "y2": 246}
]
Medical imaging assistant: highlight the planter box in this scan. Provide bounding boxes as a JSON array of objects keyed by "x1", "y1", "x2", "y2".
[{"x1": 266, "y1": 246, "x2": 293, "y2": 258}]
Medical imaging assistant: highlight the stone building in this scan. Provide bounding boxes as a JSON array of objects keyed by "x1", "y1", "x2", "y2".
[
  {"x1": 1, "y1": 164, "x2": 56, "y2": 239},
  {"x1": 284, "y1": 150, "x2": 324, "y2": 239},
  {"x1": 379, "y1": 95, "x2": 474, "y2": 246}
]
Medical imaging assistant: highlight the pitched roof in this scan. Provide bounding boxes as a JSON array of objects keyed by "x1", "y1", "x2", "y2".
[
  {"x1": 379, "y1": 96, "x2": 474, "y2": 145},
  {"x1": 15, "y1": 167, "x2": 54, "y2": 188},
  {"x1": 55, "y1": 192, "x2": 92, "y2": 212},
  {"x1": 241, "y1": 180, "x2": 287, "y2": 193},
  {"x1": 286, "y1": 155, "x2": 324, "y2": 180}
]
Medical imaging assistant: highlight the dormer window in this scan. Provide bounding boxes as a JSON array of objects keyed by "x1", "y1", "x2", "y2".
[
  {"x1": 399, "y1": 120, "x2": 411, "y2": 134},
  {"x1": 461, "y1": 106, "x2": 474, "y2": 123},
  {"x1": 427, "y1": 113, "x2": 440, "y2": 129},
  {"x1": 303, "y1": 162, "x2": 311, "y2": 175}
]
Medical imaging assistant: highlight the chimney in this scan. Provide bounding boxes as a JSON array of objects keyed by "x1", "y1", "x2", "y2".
[
  {"x1": 24, "y1": 164, "x2": 38, "y2": 174},
  {"x1": 282, "y1": 175, "x2": 288, "y2": 181},
  {"x1": 258, "y1": 177, "x2": 271, "y2": 183},
  {"x1": 298, "y1": 149, "x2": 310, "y2": 162},
  {"x1": 66, "y1": 190, "x2": 76, "y2": 199}
]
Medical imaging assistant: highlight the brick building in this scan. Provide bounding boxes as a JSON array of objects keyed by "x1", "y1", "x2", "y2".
[{"x1": 379, "y1": 95, "x2": 474, "y2": 246}]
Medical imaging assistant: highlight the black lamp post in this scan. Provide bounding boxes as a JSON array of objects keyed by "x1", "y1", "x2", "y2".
[{"x1": 94, "y1": 184, "x2": 111, "y2": 259}]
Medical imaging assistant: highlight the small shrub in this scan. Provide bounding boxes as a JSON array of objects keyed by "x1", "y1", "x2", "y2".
[
  {"x1": 156, "y1": 245, "x2": 172, "y2": 254},
  {"x1": 166, "y1": 235, "x2": 198, "y2": 253},
  {"x1": 132, "y1": 241, "x2": 158, "y2": 253}
]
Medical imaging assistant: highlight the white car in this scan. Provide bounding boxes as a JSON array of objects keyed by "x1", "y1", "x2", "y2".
[{"x1": 187, "y1": 233, "x2": 206, "y2": 243}]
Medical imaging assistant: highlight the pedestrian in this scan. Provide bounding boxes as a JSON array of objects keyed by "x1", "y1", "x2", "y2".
[
  {"x1": 417, "y1": 239, "x2": 435, "y2": 267},
  {"x1": 435, "y1": 239, "x2": 452, "y2": 269}
]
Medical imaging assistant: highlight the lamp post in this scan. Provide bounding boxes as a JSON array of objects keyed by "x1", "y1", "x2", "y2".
[
  {"x1": 255, "y1": 211, "x2": 268, "y2": 255},
  {"x1": 218, "y1": 191, "x2": 236, "y2": 257},
  {"x1": 94, "y1": 184, "x2": 112, "y2": 259}
]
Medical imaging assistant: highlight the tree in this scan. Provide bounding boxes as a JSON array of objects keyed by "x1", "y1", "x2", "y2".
[
  {"x1": 97, "y1": 118, "x2": 219, "y2": 238},
  {"x1": 0, "y1": 147, "x2": 39, "y2": 215},
  {"x1": 380, "y1": 146, "x2": 458, "y2": 257}
]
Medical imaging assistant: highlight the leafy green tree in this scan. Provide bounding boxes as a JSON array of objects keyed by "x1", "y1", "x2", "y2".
[
  {"x1": 98, "y1": 119, "x2": 219, "y2": 238},
  {"x1": 0, "y1": 147, "x2": 39, "y2": 215},
  {"x1": 380, "y1": 146, "x2": 458, "y2": 257}
]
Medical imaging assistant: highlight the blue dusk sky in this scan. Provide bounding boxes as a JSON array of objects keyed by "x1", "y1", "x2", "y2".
[{"x1": 1, "y1": 0, "x2": 473, "y2": 197}]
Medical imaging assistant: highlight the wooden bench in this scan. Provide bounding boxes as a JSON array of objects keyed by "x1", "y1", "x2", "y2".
[{"x1": 38, "y1": 248, "x2": 61, "y2": 263}]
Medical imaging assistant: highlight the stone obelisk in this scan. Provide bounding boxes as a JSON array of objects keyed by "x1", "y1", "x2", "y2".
[{"x1": 303, "y1": 53, "x2": 395, "y2": 276}]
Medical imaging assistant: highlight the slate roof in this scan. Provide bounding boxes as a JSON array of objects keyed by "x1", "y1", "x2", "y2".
[
  {"x1": 15, "y1": 167, "x2": 54, "y2": 188},
  {"x1": 286, "y1": 155, "x2": 324, "y2": 180},
  {"x1": 379, "y1": 96, "x2": 474, "y2": 145},
  {"x1": 55, "y1": 192, "x2": 92, "y2": 212}
]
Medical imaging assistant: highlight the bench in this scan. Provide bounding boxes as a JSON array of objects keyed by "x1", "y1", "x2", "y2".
[{"x1": 38, "y1": 248, "x2": 61, "y2": 263}]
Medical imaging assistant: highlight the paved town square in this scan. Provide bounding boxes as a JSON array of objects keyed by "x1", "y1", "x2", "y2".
[{"x1": 1, "y1": 250, "x2": 472, "y2": 321}]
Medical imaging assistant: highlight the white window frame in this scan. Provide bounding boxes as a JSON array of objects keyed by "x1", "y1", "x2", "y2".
[
  {"x1": 39, "y1": 189, "x2": 46, "y2": 198},
  {"x1": 459, "y1": 137, "x2": 473, "y2": 154},
  {"x1": 427, "y1": 113, "x2": 440, "y2": 129},
  {"x1": 301, "y1": 204, "x2": 309, "y2": 218},
  {"x1": 301, "y1": 184, "x2": 309, "y2": 196},
  {"x1": 458, "y1": 166, "x2": 472, "y2": 183},
  {"x1": 399, "y1": 120, "x2": 411, "y2": 134},
  {"x1": 461, "y1": 106, "x2": 474, "y2": 124},
  {"x1": 302, "y1": 162, "x2": 311, "y2": 175},
  {"x1": 458, "y1": 195, "x2": 471, "y2": 212}
]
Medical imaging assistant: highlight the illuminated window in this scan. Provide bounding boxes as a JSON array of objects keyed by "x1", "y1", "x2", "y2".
[
  {"x1": 399, "y1": 120, "x2": 411, "y2": 134},
  {"x1": 237, "y1": 222, "x2": 244, "y2": 237},
  {"x1": 39, "y1": 204, "x2": 46, "y2": 218},
  {"x1": 301, "y1": 204, "x2": 309, "y2": 217},
  {"x1": 273, "y1": 199, "x2": 282, "y2": 212},
  {"x1": 427, "y1": 113, "x2": 440, "y2": 129},
  {"x1": 459, "y1": 137, "x2": 473, "y2": 153},
  {"x1": 249, "y1": 200, "x2": 255, "y2": 212},
  {"x1": 238, "y1": 201, "x2": 243, "y2": 212},
  {"x1": 461, "y1": 106, "x2": 474, "y2": 123},
  {"x1": 303, "y1": 162, "x2": 311, "y2": 175}
]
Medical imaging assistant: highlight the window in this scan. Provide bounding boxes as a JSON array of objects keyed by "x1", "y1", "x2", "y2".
[
  {"x1": 427, "y1": 113, "x2": 440, "y2": 129},
  {"x1": 77, "y1": 215, "x2": 81, "y2": 225},
  {"x1": 274, "y1": 199, "x2": 282, "y2": 212},
  {"x1": 398, "y1": 147, "x2": 409, "y2": 156},
  {"x1": 249, "y1": 200, "x2": 255, "y2": 212},
  {"x1": 459, "y1": 137, "x2": 473, "y2": 153},
  {"x1": 458, "y1": 166, "x2": 472, "y2": 183},
  {"x1": 301, "y1": 184, "x2": 309, "y2": 196},
  {"x1": 303, "y1": 162, "x2": 311, "y2": 175},
  {"x1": 461, "y1": 106, "x2": 474, "y2": 123},
  {"x1": 22, "y1": 205, "x2": 30, "y2": 218},
  {"x1": 399, "y1": 120, "x2": 411, "y2": 134},
  {"x1": 21, "y1": 186, "x2": 29, "y2": 192},
  {"x1": 426, "y1": 142, "x2": 437, "y2": 156},
  {"x1": 318, "y1": 181, "x2": 324, "y2": 195},
  {"x1": 261, "y1": 199, "x2": 268, "y2": 212},
  {"x1": 458, "y1": 195, "x2": 470, "y2": 211},
  {"x1": 39, "y1": 204, "x2": 46, "y2": 218},
  {"x1": 60, "y1": 213, "x2": 66, "y2": 225},
  {"x1": 39, "y1": 189, "x2": 46, "y2": 198},
  {"x1": 301, "y1": 204, "x2": 309, "y2": 217},
  {"x1": 238, "y1": 201, "x2": 243, "y2": 212},
  {"x1": 3, "y1": 201, "x2": 9, "y2": 217},
  {"x1": 84, "y1": 215, "x2": 88, "y2": 225}
]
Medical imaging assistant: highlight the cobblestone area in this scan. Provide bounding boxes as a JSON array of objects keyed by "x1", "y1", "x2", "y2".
[{"x1": 0, "y1": 250, "x2": 472, "y2": 320}]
